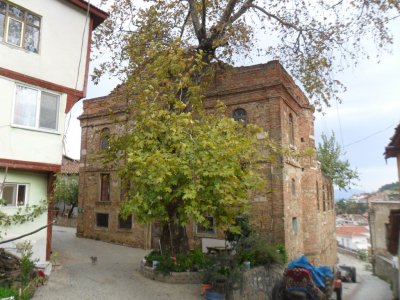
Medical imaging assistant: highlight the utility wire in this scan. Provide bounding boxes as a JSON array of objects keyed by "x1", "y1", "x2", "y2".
[
  {"x1": 344, "y1": 123, "x2": 397, "y2": 148},
  {"x1": 63, "y1": 0, "x2": 91, "y2": 157},
  {"x1": 335, "y1": 99, "x2": 345, "y2": 149}
]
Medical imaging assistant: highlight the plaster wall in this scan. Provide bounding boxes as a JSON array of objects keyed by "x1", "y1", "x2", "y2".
[
  {"x1": 0, "y1": 76, "x2": 66, "y2": 164},
  {"x1": 0, "y1": 0, "x2": 90, "y2": 90},
  {"x1": 0, "y1": 169, "x2": 48, "y2": 263}
]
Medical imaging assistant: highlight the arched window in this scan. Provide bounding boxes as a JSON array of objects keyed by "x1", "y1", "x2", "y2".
[
  {"x1": 100, "y1": 127, "x2": 110, "y2": 150},
  {"x1": 232, "y1": 108, "x2": 248, "y2": 125},
  {"x1": 289, "y1": 113, "x2": 294, "y2": 145}
]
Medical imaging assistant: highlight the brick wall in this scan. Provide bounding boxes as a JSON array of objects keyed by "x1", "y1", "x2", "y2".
[{"x1": 77, "y1": 61, "x2": 337, "y2": 265}]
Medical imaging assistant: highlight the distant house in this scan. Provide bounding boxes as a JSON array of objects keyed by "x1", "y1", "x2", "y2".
[
  {"x1": 383, "y1": 123, "x2": 400, "y2": 299},
  {"x1": 0, "y1": 0, "x2": 107, "y2": 263},
  {"x1": 61, "y1": 155, "x2": 80, "y2": 175},
  {"x1": 336, "y1": 225, "x2": 370, "y2": 251},
  {"x1": 336, "y1": 214, "x2": 368, "y2": 226}
]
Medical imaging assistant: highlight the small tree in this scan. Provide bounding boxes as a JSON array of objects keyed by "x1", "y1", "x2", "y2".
[
  {"x1": 53, "y1": 174, "x2": 79, "y2": 219},
  {"x1": 317, "y1": 132, "x2": 359, "y2": 191}
]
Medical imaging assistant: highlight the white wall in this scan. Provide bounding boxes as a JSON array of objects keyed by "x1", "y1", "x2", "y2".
[
  {"x1": 0, "y1": 77, "x2": 66, "y2": 165},
  {"x1": 337, "y1": 234, "x2": 369, "y2": 251},
  {"x1": 0, "y1": 0, "x2": 90, "y2": 91},
  {"x1": 0, "y1": 169, "x2": 49, "y2": 263}
]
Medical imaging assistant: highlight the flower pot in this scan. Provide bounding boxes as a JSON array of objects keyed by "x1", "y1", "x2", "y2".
[
  {"x1": 201, "y1": 283, "x2": 212, "y2": 296},
  {"x1": 243, "y1": 261, "x2": 251, "y2": 270},
  {"x1": 152, "y1": 260, "x2": 159, "y2": 269}
]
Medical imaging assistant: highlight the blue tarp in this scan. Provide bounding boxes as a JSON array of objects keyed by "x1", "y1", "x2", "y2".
[{"x1": 287, "y1": 255, "x2": 333, "y2": 289}]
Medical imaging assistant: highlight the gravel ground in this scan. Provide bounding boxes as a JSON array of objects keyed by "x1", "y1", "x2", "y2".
[{"x1": 33, "y1": 226, "x2": 202, "y2": 300}]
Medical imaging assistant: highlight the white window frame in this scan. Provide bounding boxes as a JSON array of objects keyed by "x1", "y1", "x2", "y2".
[
  {"x1": 0, "y1": 183, "x2": 28, "y2": 207},
  {"x1": 12, "y1": 84, "x2": 60, "y2": 132}
]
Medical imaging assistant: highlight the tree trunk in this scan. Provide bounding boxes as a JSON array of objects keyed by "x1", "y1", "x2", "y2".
[
  {"x1": 160, "y1": 222, "x2": 189, "y2": 256},
  {"x1": 67, "y1": 202, "x2": 76, "y2": 219}
]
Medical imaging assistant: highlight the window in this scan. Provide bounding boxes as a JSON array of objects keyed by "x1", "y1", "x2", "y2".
[
  {"x1": 13, "y1": 85, "x2": 59, "y2": 131},
  {"x1": 96, "y1": 213, "x2": 109, "y2": 228},
  {"x1": 0, "y1": 0, "x2": 41, "y2": 53},
  {"x1": 118, "y1": 214, "x2": 132, "y2": 229},
  {"x1": 100, "y1": 128, "x2": 110, "y2": 150},
  {"x1": 196, "y1": 216, "x2": 216, "y2": 234},
  {"x1": 232, "y1": 108, "x2": 248, "y2": 125},
  {"x1": 289, "y1": 113, "x2": 294, "y2": 145},
  {"x1": 291, "y1": 179, "x2": 296, "y2": 197},
  {"x1": 322, "y1": 185, "x2": 326, "y2": 211},
  {"x1": 0, "y1": 183, "x2": 27, "y2": 206},
  {"x1": 292, "y1": 217, "x2": 298, "y2": 234},
  {"x1": 100, "y1": 173, "x2": 110, "y2": 202}
]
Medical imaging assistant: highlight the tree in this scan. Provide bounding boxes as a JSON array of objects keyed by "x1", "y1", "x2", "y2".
[
  {"x1": 92, "y1": 0, "x2": 398, "y2": 254},
  {"x1": 93, "y1": 0, "x2": 400, "y2": 111},
  {"x1": 335, "y1": 199, "x2": 368, "y2": 215},
  {"x1": 317, "y1": 132, "x2": 359, "y2": 191},
  {"x1": 53, "y1": 174, "x2": 79, "y2": 219},
  {"x1": 106, "y1": 55, "x2": 268, "y2": 254}
]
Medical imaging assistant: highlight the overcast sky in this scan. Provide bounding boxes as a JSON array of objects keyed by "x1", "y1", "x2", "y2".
[{"x1": 64, "y1": 6, "x2": 400, "y2": 194}]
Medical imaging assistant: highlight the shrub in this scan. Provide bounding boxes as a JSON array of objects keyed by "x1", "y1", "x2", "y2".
[
  {"x1": 16, "y1": 241, "x2": 36, "y2": 287},
  {"x1": 235, "y1": 235, "x2": 286, "y2": 267},
  {"x1": 146, "y1": 248, "x2": 211, "y2": 274},
  {"x1": 0, "y1": 287, "x2": 30, "y2": 300}
]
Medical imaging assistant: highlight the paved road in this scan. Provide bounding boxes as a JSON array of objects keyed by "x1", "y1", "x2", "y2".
[
  {"x1": 34, "y1": 226, "x2": 202, "y2": 300},
  {"x1": 338, "y1": 253, "x2": 392, "y2": 300}
]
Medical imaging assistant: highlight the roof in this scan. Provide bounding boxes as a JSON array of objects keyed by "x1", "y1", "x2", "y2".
[
  {"x1": 384, "y1": 123, "x2": 400, "y2": 159},
  {"x1": 66, "y1": 0, "x2": 109, "y2": 29},
  {"x1": 336, "y1": 226, "x2": 369, "y2": 237},
  {"x1": 61, "y1": 155, "x2": 80, "y2": 174}
]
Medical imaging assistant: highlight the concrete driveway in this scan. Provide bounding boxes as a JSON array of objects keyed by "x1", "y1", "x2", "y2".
[
  {"x1": 34, "y1": 226, "x2": 201, "y2": 300},
  {"x1": 338, "y1": 253, "x2": 392, "y2": 300}
]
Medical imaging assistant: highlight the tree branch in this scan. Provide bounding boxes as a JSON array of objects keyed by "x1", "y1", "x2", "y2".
[
  {"x1": 250, "y1": 4, "x2": 302, "y2": 32},
  {"x1": 201, "y1": 0, "x2": 206, "y2": 37},
  {"x1": 180, "y1": 8, "x2": 191, "y2": 38},
  {"x1": 209, "y1": 0, "x2": 242, "y2": 44},
  {"x1": 230, "y1": 0, "x2": 254, "y2": 23},
  {"x1": 187, "y1": 0, "x2": 203, "y2": 42}
]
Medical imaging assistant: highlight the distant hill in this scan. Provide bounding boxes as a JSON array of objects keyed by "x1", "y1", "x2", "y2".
[
  {"x1": 378, "y1": 182, "x2": 399, "y2": 193},
  {"x1": 334, "y1": 188, "x2": 365, "y2": 201}
]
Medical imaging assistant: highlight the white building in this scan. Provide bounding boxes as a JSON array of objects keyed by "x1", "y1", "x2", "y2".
[
  {"x1": 336, "y1": 225, "x2": 370, "y2": 251},
  {"x1": 0, "y1": 0, "x2": 107, "y2": 263}
]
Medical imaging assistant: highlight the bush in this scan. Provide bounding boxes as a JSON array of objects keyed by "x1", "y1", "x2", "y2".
[
  {"x1": 0, "y1": 287, "x2": 30, "y2": 300},
  {"x1": 145, "y1": 248, "x2": 211, "y2": 274},
  {"x1": 235, "y1": 234, "x2": 287, "y2": 267}
]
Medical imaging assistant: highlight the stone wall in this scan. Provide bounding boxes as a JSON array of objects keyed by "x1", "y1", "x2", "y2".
[
  {"x1": 374, "y1": 254, "x2": 399, "y2": 299},
  {"x1": 229, "y1": 265, "x2": 284, "y2": 300}
]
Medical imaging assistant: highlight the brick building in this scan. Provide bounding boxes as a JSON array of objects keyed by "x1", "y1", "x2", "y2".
[{"x1": 77, "y1": 61, "x2": 337, "y2": 265}]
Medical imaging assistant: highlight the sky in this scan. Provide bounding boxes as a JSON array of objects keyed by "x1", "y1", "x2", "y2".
[{"x1": 64, "y1": 4, "x2": 400, "y2": 195}]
